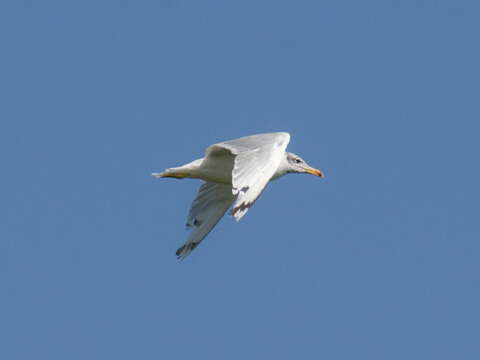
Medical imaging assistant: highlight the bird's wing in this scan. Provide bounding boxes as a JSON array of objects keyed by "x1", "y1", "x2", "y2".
[
  {"x1": 206, "y1": 132, "x2": 290, "y2": 155},
  {"x1": 205, "y1": 132, "x2": 290, "y2": 221},
  {"x1": 176, "y1": 182, "x2": 234, "y2": 259}
]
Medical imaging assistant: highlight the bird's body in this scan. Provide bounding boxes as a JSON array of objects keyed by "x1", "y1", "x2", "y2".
[
  {"x1": 166, "y1": 156, "x2": 235, "y2": 184},
  {"x1": 153, "y1": 132, "x2": 324, "y2": 259}
]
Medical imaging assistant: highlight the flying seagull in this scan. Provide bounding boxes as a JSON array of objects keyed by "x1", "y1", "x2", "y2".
[{"x1": 152, "y1": 132, "x2": 324, "y2": 259}]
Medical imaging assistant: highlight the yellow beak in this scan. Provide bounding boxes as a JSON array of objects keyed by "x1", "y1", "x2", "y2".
[{"x1": 305, "y1": 167, "x2": 325, "y2": 178}]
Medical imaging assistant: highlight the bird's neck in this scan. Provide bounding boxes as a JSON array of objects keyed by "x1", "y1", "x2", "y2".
[{"x1": 270, "y1": 157, "x2": 290, "y2": 181}]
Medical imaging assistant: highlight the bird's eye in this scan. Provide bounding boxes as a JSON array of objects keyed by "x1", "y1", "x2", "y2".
[{"x1": 295, "y1": 159, "x2": 302, "y2": 164}]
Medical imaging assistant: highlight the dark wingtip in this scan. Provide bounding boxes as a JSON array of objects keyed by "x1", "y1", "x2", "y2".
[
  {"x1": 175, "y1": 246, "x2": 184, "y2": 257},
  {"x1": 175, "y1": 242, "x2": 199, "y2": 260},
  {"x1": 231, "y1": 201, "x2": 253, "y2": 217}
]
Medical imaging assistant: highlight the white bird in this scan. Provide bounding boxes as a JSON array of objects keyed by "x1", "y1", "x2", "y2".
[{"x1": 152, "y1": 132, "x2": 324, "y2": 259}]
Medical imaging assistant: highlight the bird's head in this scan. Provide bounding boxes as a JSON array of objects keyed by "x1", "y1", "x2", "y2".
[{"x1": 285, "y1": 152, "x2": 325, "y2": 177}]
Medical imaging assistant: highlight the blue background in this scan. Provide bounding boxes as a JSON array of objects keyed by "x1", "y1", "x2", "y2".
[{"x1": 2, "y1": 1, "x2": 479, "y2": 359}]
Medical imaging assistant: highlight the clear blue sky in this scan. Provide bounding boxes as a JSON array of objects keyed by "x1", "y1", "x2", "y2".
[{"x1": 2, "y1": 1, "x2": 479, "y2": 359}]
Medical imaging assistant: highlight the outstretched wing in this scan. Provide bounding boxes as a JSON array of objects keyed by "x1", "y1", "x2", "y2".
[
  {"x1": 205, "y1": 132, "x2": 290, "y2": 221},
  {"x1": 176, "y1": 182, "x2": 234, "y2": 259}
]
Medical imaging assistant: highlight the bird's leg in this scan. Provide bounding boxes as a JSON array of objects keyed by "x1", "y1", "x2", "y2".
[
  {"x1": 152, "y1": 159, "x2": 203, "y2": 180},
  {"x1": 152, "y1": 171, "x2": 189, "y2": 179}
]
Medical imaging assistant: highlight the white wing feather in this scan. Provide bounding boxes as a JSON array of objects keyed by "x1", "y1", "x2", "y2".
[
  {"x1": 176, "y1": 182, "x2": 234, "y2": 259},
  {"x1": 206, "y1": 132, "x2": 290, "y2": 221},
  {"x1": 207, "y1": 132, "x2": 290, "y2": 156}
]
